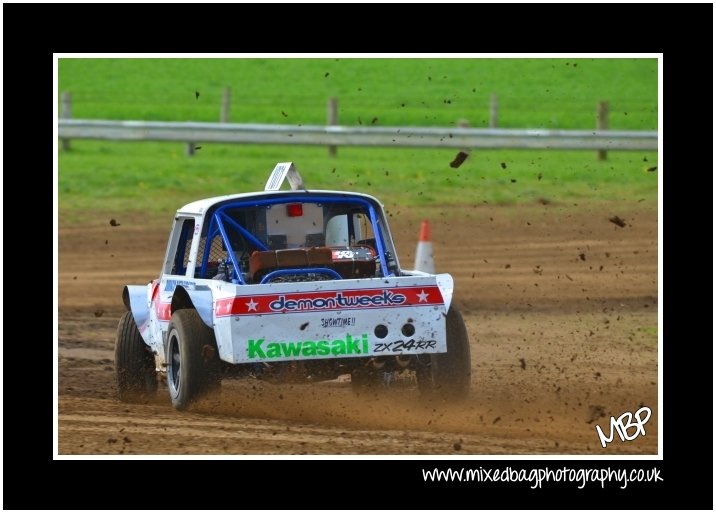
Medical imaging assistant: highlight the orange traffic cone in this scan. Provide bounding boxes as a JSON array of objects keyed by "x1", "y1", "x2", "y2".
[{"x1": 413, "y1": 219, "x2": 435, "y2": 273}]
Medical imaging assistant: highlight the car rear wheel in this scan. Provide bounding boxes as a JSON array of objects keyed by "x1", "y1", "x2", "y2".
[
  {"x1": 115, "y1": 311, "x2": 158, "y2": 402},
  {"x1": 166, "y1": 309, "x2": 221, "y2": 410},
  {"x1": 416, "y1": 307, "x2": 471, "y2": 400}
]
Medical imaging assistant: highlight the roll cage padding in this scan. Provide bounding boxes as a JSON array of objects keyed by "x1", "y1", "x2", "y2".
[{"x1": 249, "y1": 247, "x2": 334, "y2": 281}]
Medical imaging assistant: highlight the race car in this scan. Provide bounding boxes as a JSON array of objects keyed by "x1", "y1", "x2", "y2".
[{"x1": 116, "y1": 162, "x2": 471, "y2": 410}]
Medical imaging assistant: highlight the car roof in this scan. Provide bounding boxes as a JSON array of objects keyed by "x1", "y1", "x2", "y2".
[{"x1": 176, "y1": 189, "x2": 384, "y2": 216}]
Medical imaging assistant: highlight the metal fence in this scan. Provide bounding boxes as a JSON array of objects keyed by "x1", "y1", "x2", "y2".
[{"x1": 58, "y1": 119, "x2": 657, "y2": 152}]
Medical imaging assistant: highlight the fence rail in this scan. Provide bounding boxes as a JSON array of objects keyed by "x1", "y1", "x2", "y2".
[{"x1": 58, "y1": 119, "x2": 657, "y2": 151}]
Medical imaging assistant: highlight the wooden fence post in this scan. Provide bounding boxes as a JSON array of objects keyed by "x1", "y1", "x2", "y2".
[
  {"x1": 489, "y1": 93, "x2": 499, "y2": 128},
  {"x1": 458, "y1": 118, "x2": 470, "y2": 154},
  {"x1": 597, "y1": 101, "x2": 609, "y2": 160},
  {"x1": 61, "y1": 92, "x2": 72, "y2": 151},
  {"x1": 327, "y1": 97, "x2": 338, "y2": 157},
  {"x1": 220, "y1": 86, "x2": 231, "y2": 123}
]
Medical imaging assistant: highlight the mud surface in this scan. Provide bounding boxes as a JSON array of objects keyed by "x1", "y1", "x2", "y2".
[{"x1": 58, "y1": 204, "x2": 658, "y2": 455}]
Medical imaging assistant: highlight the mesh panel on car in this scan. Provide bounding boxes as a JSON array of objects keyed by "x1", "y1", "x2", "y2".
[{"x1": 194, "y1": 236, "x2": 227, "y2": 278}]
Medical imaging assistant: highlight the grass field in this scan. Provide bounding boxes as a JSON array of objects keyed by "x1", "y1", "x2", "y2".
[{"x1": 57, "y1": 57, "x2": 658, "y2": 213}]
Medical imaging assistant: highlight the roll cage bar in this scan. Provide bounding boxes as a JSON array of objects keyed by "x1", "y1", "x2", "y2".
[{"x1": 199, "y1": 195, "x2": 395, "y2": 284}]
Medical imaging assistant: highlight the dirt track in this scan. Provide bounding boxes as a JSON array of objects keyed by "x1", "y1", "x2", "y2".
[{"x1": 58, "y1": 203, "x2": 658, "y2": 455}]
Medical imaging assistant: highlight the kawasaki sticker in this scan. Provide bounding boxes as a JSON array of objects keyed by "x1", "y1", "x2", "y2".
[{"x1": 247, "y1": 334, "x2": 369, "y2": 359}]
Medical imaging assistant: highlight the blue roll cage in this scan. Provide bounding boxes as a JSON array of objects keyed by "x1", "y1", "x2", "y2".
[{"x1": 198, "y1": 195, "x2": 394, "y2": 284}]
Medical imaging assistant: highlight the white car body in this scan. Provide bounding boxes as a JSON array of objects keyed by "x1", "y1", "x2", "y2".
[{"x1": 123, "y1": 163, "x2": 454, "y2": 370}]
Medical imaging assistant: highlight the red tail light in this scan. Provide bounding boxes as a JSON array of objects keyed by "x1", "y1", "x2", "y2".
[{"x1": 286, "y1": 203, "x2": 303, "y2": 217}]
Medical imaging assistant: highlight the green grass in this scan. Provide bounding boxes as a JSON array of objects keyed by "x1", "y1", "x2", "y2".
[{"x1": 58, "y1": 58, "x2": 658, "y2": 213}]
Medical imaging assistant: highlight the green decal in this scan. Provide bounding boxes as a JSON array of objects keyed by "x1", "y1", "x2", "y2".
[
  {"x1": 248, "y1": 339, "x2": 265, "y2": 359},
  {"x1": 281, "y1": 341, "x2": 302, "y2": 357},
  {"x1": 346, "y1": 334, "x2": 360, "y2": 354},
  {"x1": 266, "y1": 343, "x2": 281, "y2": 358},
  {"x1": 331, "y1": 339, "x2": 346, "y2": 356},
  {"x1": 246, "y1": 334, "x2": 370, "y2": 360}
]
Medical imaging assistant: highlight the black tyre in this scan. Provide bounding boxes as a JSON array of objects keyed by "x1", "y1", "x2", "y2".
[
  {"x1": 166, "y1": 309, "x2": 221, "y2": 410},
  {"x1": 416, "y1": 308, "x2": 471, "y2": 400},
  {"x1": 115, "y1": 311, "x2": 158, "y2": 402}
]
